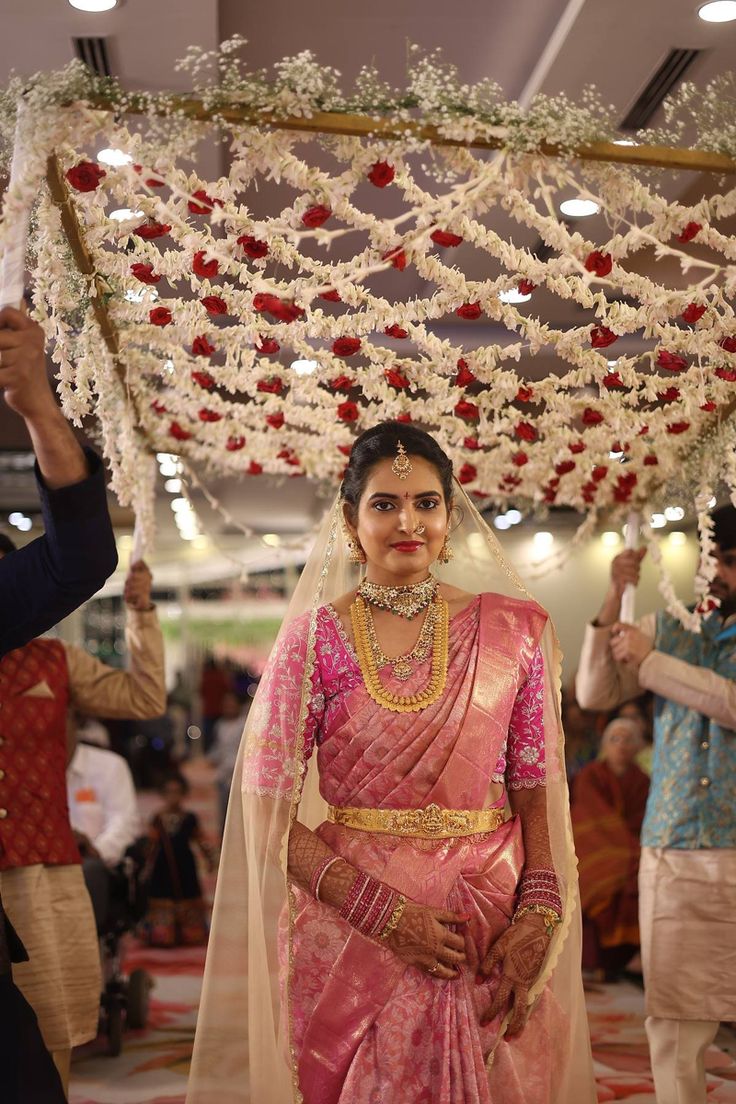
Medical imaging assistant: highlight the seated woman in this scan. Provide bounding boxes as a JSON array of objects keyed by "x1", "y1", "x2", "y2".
[
  {"x1": 571, "y1": 717, "x2": 650, "y2": 978},
  {"x1": 187, "y1": 422, "x2": 595, "y2": 1104}
]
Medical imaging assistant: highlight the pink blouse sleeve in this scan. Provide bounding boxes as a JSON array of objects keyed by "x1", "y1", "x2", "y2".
[
  {"x1": 241, "y1": 612, "x2": 324, "y2": 799},
  {"x1": 505, "y1": 645, "x2": 547, "y2": 790}
]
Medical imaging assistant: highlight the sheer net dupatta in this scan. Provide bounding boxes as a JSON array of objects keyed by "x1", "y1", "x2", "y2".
[
  {"x1": 186, "y1": 501, "x2": 353, "y2": 1104},
  {"x1": 187, "y1": 484, "x2": 594, "y2": 1104}
]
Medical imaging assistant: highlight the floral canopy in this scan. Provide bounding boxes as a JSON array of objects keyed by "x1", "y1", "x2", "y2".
[{"x1": 1, "y1": 42, "x2": 735, "y2": 626}]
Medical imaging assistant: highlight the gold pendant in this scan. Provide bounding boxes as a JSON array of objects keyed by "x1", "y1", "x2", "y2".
[{"x1": 392, "y1": 657, "x2": 414, "y2": 680}]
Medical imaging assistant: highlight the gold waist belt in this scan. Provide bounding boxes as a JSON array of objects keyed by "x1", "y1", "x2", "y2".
[{"x1": 327, "y1": 802, "x2": 505, "y2": 839}]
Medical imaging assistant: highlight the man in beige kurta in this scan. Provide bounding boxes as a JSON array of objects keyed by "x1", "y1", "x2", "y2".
[{"x1": 576, "y1": 506, "x2": 736, "y2": 1104}]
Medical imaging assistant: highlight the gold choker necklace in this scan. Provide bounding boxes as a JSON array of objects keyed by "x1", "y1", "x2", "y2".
[{"x1": 357, "y1": 575, "x2": 437, "y2": 620}]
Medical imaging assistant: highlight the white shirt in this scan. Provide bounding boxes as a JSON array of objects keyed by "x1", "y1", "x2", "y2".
[{"x1": 66, "y1": 742, "x2": 140, "y2": 866}]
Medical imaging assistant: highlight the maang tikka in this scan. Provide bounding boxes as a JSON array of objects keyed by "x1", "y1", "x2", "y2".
[{"x1": 392, "y1": 442, "x2": 412, "y2": 480}]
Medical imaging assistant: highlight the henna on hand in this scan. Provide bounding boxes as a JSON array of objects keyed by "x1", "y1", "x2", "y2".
[
  {"x1": 479, "y1": 912, "x2": 550, "y2": 1035},
  {"x1": 385, "y1": 902, "x2": 469, "y2": 980},
  {"x1": 287, "y1": 820, "x2": 353, "y2": 908}
]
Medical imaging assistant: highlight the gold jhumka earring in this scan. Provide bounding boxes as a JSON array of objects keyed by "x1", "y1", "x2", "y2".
[
  {"x1": 437, "y1": 534, "x2": 454, "y2": 563},
  {"x1": 342, "y1": 522, "x2": 366, "y2": 564},
  {"x1": 392, "y1": 442, "x2": 413, "y2": 479}
]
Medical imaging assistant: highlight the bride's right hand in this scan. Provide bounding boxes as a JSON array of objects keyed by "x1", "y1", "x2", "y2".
[{"x1": 383, "y1": 901, "x2": 469, "y2": 980}]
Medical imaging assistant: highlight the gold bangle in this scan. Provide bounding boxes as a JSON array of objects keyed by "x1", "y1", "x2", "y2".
[
  {"x1": 379, "y1": 894, "x2": 407, "y2": 940},
  {"x1": 513, "y1": 903, "x2": 562, "y2": 938}
]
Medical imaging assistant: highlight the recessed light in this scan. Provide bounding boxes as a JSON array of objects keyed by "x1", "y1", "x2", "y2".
[
  {"x1": 8, "y1": 512, "x2": 23, "y2": 526},
  {"x1": 499, "y1": 288, "x2": 532, "y2": 305},
  {"x1": 533, "y1": 531, "x2": 554, "y2": 550},
  {"x1": 669, "y1": 531, "x2": 687, "y2": 546},
  {"x1": 650, "y1": 513, "x2": 667, "y2": 528},
  {"x1": 68, "y1": 0, "x2": 117, "y2": 10},
  {"x1": 263, "y1": 533, "x2": 282, "y2": 547},
  {"x1": 505, "y1": 509, "x2": 522, "y2": 525},
  {"x1": 664, "y1": 505, "x2": 685, "y2": 521},
  {"x1": 16, "y1": 517, "x2": 32, "y2": 532},
  {"x1": 698, "y1": 1, "x2": 736, "y2": 22},
  {"x1": 601, "y1": 531, "x2": 621, "y2": 546},
  {"x1": 494, "y1": 515, "x2": 512, "y2": 530},
  {"x1": 97, "y1": 148, "x2": 132, "y2": 167},
  {"x1": 164, "y1": 478, "x2": 182, "y2": 493},
  {"x1": 559, "y1": 198, "x2": 600, "y2": 218}
]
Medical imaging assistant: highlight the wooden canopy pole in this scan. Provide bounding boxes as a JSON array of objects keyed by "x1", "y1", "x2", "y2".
[{"x1": 86, "y1": 98, "x2": 736, "y2": 175}]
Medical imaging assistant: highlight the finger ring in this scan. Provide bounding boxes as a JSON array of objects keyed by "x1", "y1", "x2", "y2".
[{"x1": 428, "y1": 962, "x2": 441, "y2": 976}]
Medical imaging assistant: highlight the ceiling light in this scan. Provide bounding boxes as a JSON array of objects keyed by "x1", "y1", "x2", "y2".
[
  {"x1": 97, "y1": 148, "x2": 132, "y2": 167},
  {"x1": 109, "y1": 208, "x2": 144, "y2": 222},
  {"x1": 164, "y1": 478, "x2": 182, "y2": 493},
  {"x1": 601, "y1": 531, "x2": 621, "y2": 546},
  {"x1": 291, "y1": 359, "x2": 318, "y2": 376},
  {"x1": 664, "y1": 505, "x2": 685, "y2": 522},
  {"x1": 262, "y1": 533, "x2": 282, "y2": 547},
  {"x1": 498, "y1": 288, "x2": 532, "y2": 305},
  {"x1": 559, "y1": 198, "x2": 600, "y2": 218},
  {"x1": 171, "y1": 498, "x2": 190, "y2": 513},
  {"x1": 650, "y1": 513, "x2": 667, "y2": 528},
  {"x1": 698, "y1": 1, "x2": 736, "y2": 21},
  {"x1": 533, "y1": 531, "x2": 554, "y2": 550},
  {"x1": 8, "y1": 512, "x2": 23, "y2": 526},
  {"x1": 505, "y1": 509, "x2": 522, "y2": 525},
  {"x1": 494, "y1": 515, "x2": 512, "y2": 530},
  {"x1": 669, "y1": 531, "x2": 687, "y2": 546},
  {"x1": 16, "y1": 517, "x2": 32, "y2": 532},
  {"x1": 68, "y1": 0, "x2": 117, "y2": 8}
]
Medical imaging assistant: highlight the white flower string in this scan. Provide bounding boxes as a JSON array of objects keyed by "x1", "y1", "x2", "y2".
[{"x1": 1, "y1": 45, "x2": 736, "y2": 621}]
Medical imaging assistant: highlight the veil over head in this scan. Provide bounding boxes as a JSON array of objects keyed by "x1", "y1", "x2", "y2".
[{"x1": 186, "y1": 476, "x2": 593, "y2": 1103}]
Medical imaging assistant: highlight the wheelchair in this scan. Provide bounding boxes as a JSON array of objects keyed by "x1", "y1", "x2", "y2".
[{"x1": 98, "y1": 839, "x2": 154, "y2": 1057}]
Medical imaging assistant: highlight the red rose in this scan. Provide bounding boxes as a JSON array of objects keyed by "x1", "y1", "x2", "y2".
[
  {"x1": 130, "y1": 262, "x2": 161, "y2": 285},
  {"x1": 384, "y1": 324, "x2": 409, "y2": 339},
  {"x1": 320, "y1": 289, "x2": 342, "y2": 302},
  {"x1": 150, "y1": 400, "x2": 167, "y2": 414},
  {"x1": 431, "y1": 229, "x2": 463, "y2": 247},
  {"x1": 329, "y1": 375, "x2": 354, "y2": 392},
  {"x1": 515, "y1": 386, "x2": 534, "y2": 402},
  {"x1": 237, "y1": 234, "x2": 269, "y2": 259},
  {"x1": 610, "y1": 440, "x2": 626, "y2": 454},
  {"x1": 256, "y1": 336, "x2": 280, "y2": 354},
  {"x1": 458, "y1": 463, "x2": 477, "y2": 485},
  {"x1": 337, "y1": 444, "x2": 352, "y2": 456},
  {"x1": 302, "y1": 205, "x2": 332, "y2": 229},
  {"x1": 677, "y1": 221, "x2": 702, "y2": 243},
  {"x1": 455, "y1": 399, "x2": 479, "y2": 421},
  {"x1": 603, "y1": 372, "x2": 625, "y2": 389},
  {"x1": 464, "y1": 436, "x2": 480, "y2": 450},
  {"x1": 149, "y1": 307, "x2": 172, "y2": 327},
  {"x1": 518, "y1": 279, "x2": 537, "y2": 296},
  {"x1": 719, "y1": 336, "x2": 736, "y2": 353},
  {"x1": 384, "y1": 367, "x2": 410, "y2": 389},
  {"x1": 278, "y1": 448, "x2": 301, "y2": 467},
  {"x1": 643, "y1": 454, "x2": 659, "y2": 465},
  {"x1": 590, "y1": 325, "x2": 618, "y2": 349},
  {"x1": 682, "y1": 302, "x2": 706, "y2": 325},
  {"x1": 192, "y1": 336, "x2": 216, "y2": 357},
  {"x1": 667, "y1": 421, "x2": 690, "y2": 434},
  {"x1": 332, "y1": 336, "x2": 361, "y2": 357},
  {"x1": 701, "y1": 401, "x2": 717, "y2": 412},
  {"x1": 584, "y1": 251, "x2": 613, "y2": 277},
  {"x1": 396, "y1": 413, "x2": 412, "y2": 424},
  {"x1": 582, "y1": 407, "x2": 604, "y2": 426},
  {"x1": 637, "y1": 425, "x2": 649, "y2": 436},
  {"x1": 515, "y1": 421, "x2": 537, "y2": 443},
  {"x1": 143, "y1": 173, "x2": 165, "y2": 188},
  {"x1": 226, "y1": 436, "x2": 246, "y2": 451},
  {"x1": 591, "y1": 465, "x2": 608, "y2": 483},
  {"x1": 169, "y1": 421, "x2": 191, "y2": 441},
  {"x1": 66, "y1": 161, "x2": 106, "y2": 193},
  {"x1": 511, "y1": 451, "x2": 528, "y2": 466},
  {"x1": 201, "y1": 295, "x2": 228, "y2": 315},
  {"x1": 383, "y1": 247, "x2": 407, "y2": 271},
  {"x1": 367, "y1": 161, "x2": 395, "y2": 188},
  {"x1": 455, "y1": 359, "x2": 476, "y2": 387},
  {"x1": 337, "y1": 401, "x2": 360, "y2": 423},
  {"x1": 191, "y1": 371, "x2": 215, "y2": 389},
  {"x1": 134, "y1": 221, "x2": 171, "y2": 240},
  {"x1": 257, "y1": 377, "x2": 284, "y2": 394},
  {"x1": 192, "y1": 250, "x2": 219, "y2": 279},
  {"x1": 188, "y1": 190, "x2": 222, "y2": 214},
  {"x1": 253, "y1": 293, "x2": 282, "y2": 315},
  {"x1": 657, "y1": 387, "x2": 680, "y2": 402},
  {"x1": 569, "y1": 441, "x2": 586, "y2": 454},
  {"x1": 266, "y1": 413, "x2": 285, "y2": 429},
  {"x1": 198, "y1": 408, "x2": 222, "y2": 422},
  {"x1": 555, "y1": 460, "x2": 575, "y2": 476},
  {"x1": 715, "y1": 367, "x2": 736, "y2": 382},
  {"x1": 247, "y1": 460, "x2": 263, "y2": 475},
  {"x1": 657, "y1": 349, "x2": 688, "y2": 372},
  {"x1": 456, "y1": 302, "x2": 482, "y2": 320}
]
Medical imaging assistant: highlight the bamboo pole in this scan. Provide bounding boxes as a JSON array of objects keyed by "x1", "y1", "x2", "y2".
[{"x1": 84, "y1": 98, "x2": 736, "y2": 175}]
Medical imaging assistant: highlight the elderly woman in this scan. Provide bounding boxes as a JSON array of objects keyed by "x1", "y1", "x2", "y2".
[{"x1": 571, "y1": 717, "x2": 650, "y2": 978}]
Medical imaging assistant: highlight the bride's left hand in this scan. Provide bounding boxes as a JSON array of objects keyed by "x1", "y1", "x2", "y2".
[{"x1": 477, "y1": 912, "x2": 550, "y2": 1037}]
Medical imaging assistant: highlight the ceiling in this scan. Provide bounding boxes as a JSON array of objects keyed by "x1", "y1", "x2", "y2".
[{"x1": 1, "y1": 0, "x2": 734, "y2": 577}]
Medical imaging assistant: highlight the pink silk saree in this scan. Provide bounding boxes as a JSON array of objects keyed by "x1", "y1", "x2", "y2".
[{"x1": 278, "y1": 592, "x2": 569, "y2": 1104}]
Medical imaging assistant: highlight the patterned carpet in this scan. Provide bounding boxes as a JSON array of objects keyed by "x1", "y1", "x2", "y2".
[{"x1": 68, "y1": 761, "x2": 736, "y2": 1103}]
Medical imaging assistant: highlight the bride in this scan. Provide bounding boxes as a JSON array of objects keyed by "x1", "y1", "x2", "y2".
[{"x1": 187, "y1": 422, "x2": 594, "y2": 1104}]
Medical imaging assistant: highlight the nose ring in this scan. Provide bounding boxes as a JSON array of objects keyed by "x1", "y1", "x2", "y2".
[{"x1": 414, "y1": 523, "x2": 426, "y2": 536}]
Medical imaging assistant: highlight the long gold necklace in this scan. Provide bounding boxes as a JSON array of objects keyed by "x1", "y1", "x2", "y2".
[
  {"x1": 364, "y1": 600, "x2": 437, "y2": 680},
  {"x1": 351, "y1": 593, "x2": 449, "y2": 713}
]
